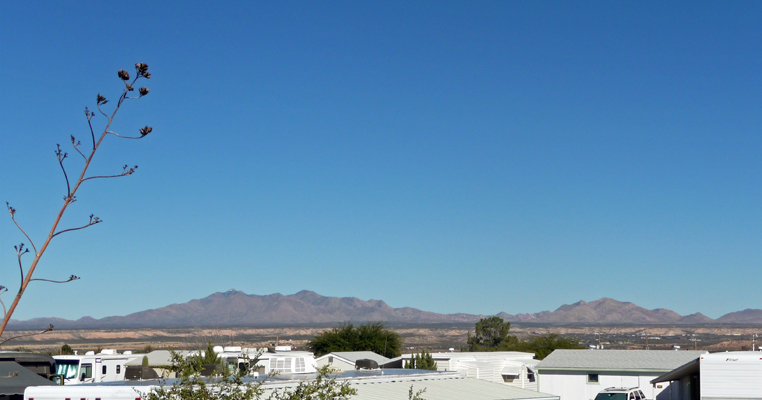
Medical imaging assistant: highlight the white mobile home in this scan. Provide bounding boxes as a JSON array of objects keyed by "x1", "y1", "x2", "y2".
[
  {"x1": 26, "y1": 369, "x2": 560, "y2": 400},
  {"x1": 651, "y1": 351, "x2": 762, "y2": 400},
  {"x1": 315, "y1": 351, "x2": 390, "y2": 371},
  {"x1": 54, "y1": 350, "x2": 141, "y2": 384},
  {"x1": 700, "y1": 351, "x2": 762, "y2": 399},
  {"x1": 383, "y1": 351, "x2": 539, "y2": 390},
  {"x1": 535, "y1": 350, "x2": 706, "y2": 400}
]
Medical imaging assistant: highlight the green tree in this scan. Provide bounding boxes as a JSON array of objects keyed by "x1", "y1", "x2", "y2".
[
  {"x1": 307, "y1": 322, "x2": 401, "y2": 358},
  {"x1": 465, "y1": 317, "x2": 582, "y2": 358},
  {"x1": 466, "y1": 316, "x2": 518, "y2": 351},
  {"x1": 404, "y1": 349, "x2": 437, "y2": 370},
  {"x1": 146, "y1": 351, "x2": 356, "y2": 400},
  {"x1": 145, "y1": 350, "x2": 262, "y2": 400},
  {"x1": 514, "y1": 334, "x2": 582, "y2": 360},
  {"x1": 1, "y1": 63, "x2": 153, "y2": 345},
  {"x1": 60, "y1": 344, "x2": 74, "y2": 355}
]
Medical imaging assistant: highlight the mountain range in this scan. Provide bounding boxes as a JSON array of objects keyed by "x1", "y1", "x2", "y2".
[{"x1": 8, "y1": 290, "x2": 762, "y2": 330}]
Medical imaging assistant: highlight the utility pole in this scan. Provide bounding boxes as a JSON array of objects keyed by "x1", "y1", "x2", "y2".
[{"x1": 689, "y1": 334, "x2": 700, "y2": 350}]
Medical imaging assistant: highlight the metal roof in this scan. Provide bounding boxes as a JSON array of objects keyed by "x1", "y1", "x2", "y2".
[
  {"x1": 650, "y1": 358, "x2": 699, "y2": 384},
  {"x1": 386, "y1": 351, "x2": 536, "y2": 364},
  {"x1": 0, "y1": 361, "x2": 56, "y2": 395},
  {"x1": 262, "y1": 371, "x2": 558, "y2": 400},
  {"x1": 34, "y1": 369, "x2": 558, "y2": 400},
  {"x1": 125, "y1": 350, "x2": 174, "y2": 366},
  {"x1": 345, "y1": 377, "x2": 558, "y2": 400},
  {"x1": 535, "y1": 350, "x2": 706, "y2": 372},
  {"x1": 316, "y1": 351, "x2": 390, "y2": 365}
]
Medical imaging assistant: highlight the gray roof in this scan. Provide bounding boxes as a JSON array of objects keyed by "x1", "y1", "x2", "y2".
[
  {"x1": 318, "y1": 351, "x2": 390, "y2": 364},
  {"x1": 263, "y1": 371, "x2": 558, "y2": 400},
  {"x1": 535, "y1": 350, "x2": 706, "y2": 372},
  {"x1": 125, "y1": 350, "x2": 174, "y2": 367},
  {"x1": 0, "y1": 361, "x2": 56, "y2": 395},
  {"x1": 347, "y1": 377, "x2": 557, "y2": 400},
  {"x1": 650, "y1": 358, "x2": 700, "y2": 384}
]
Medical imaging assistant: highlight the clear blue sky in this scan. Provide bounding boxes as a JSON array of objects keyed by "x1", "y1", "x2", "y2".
[{"x1": 1, "y1": 1, "x2": 760, "y2": 321}]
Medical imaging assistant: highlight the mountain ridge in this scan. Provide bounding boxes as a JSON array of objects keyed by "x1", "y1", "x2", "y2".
[{"x1": 7, "y1": 290, "x2": 761, "y2": 329}]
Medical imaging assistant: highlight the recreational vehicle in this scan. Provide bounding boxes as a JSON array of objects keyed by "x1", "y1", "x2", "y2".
[
  {"x1": 53, "y1": 350, "x2": 140, "y2": 384},
  {"x1": 700, "y1": 351, "x2": 762, "y2": 399}
]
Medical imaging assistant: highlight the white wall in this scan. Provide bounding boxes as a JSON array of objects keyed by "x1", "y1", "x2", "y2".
[
  {"x1": 315, "y1": 356, "x2": 354, "y2": 371},
  {"x1": 538, "y1": 371, "x2": 667, "y2": 400}
]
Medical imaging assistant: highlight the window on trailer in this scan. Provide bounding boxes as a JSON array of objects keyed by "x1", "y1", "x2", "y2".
[
  {"x1": 56, "y1": 360, "x2": 80, "y2": 379},
  {"x1": 80, "y1": 363, "x2": 92, "y2": 380}
]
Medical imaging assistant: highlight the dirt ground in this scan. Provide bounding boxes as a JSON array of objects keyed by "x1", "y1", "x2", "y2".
[{"x1": 4, "y1": 324, "x2": 760, "y2": 354}]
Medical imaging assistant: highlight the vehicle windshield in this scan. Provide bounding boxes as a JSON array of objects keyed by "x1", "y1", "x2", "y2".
[
  {"x1": 595, "y1": 393, "x2": 628, "y2": 400},
  {"x1": 55, "y1": 360, "x2": 79, "y2": 379}
]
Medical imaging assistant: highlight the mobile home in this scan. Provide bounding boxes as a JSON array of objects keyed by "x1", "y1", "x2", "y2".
[{"x1": 54, "y1": 350, "x2": 140, "y2": 384}]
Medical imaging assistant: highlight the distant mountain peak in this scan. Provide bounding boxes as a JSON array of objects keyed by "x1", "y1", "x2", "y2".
[{"x1": 8, "y1": 292, "x2": 761, "y2": 330}]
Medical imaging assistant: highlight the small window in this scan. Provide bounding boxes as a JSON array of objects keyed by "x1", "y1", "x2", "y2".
[
  {"x1": 102, "y1": 365, "x2": 107, "y2": 374},
  {"x1": 116, "y1": 365, "x2": 121, "y2": 374},
  {"x1": 528, "y1": 371, "x2": 535, "y2": 382},
  {"x1": 587, "y1": 373, "x2": 599, "y2": 383},
  {"x1": 328, "y1": 356, "x2": 333, "y2": 364},
  {"x1": 80, "y1": 364, "x2": 92, "y2": 379}
]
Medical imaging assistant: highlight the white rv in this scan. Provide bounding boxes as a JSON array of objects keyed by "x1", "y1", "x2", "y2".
[
  {"x1": 54, "y1": 350, "x2": 141, "y2": 384},
  {"x1": 700, "y1": 351, "x2": 762, "y2": 399}
]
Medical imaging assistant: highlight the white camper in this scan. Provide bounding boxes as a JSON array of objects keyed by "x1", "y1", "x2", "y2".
[
  {"x1": 25, "y1": 382, "x2": 160, "y2": 400},
  {"x1": 700, "y1": 351, "x2": 762, "y2": 399},
  {"x1": 54, "y1": 350, "x2": 141, "y2": 384}
]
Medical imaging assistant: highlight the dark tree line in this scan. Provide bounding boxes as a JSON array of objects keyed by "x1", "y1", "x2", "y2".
[
  {"x1": 467, "y1": 316, "x2": 581, "y2": 359},
  {"x1": 306, "y1": 322, "x2": 402, "y2": 358}
]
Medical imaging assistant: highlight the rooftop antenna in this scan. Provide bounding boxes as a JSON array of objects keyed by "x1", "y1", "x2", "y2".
[
  {"x1": 382, "y1": 335, "x2": 388, "y2": 375},
  {"x1": 753, "y1": 334, "x2": 757, "y2": 351}
]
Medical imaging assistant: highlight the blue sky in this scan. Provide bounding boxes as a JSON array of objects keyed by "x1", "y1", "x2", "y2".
[{"x1": 1, "y1": 1, "x2": 760, "y2": 321}]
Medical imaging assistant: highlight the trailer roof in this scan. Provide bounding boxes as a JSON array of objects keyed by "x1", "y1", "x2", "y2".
[
  {"x1": 536, "y1": 350, "x2": 707, "y2": 372},
  {"x1": 0, "y1": 361, "x2": 56, "y2": 395}
]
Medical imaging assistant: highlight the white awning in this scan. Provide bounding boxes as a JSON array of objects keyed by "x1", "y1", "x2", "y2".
[{"x1": 501, "y1": 365, "x2": 521, "y2": 376}]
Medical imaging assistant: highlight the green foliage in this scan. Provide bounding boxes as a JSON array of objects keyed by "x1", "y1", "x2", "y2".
[
  {"x1": 142, "y1": 344, "x2": 155, "y2": 353},
  {"x1": 466, "y1": 317, "x2": 518, "y2": 351},
  {"x1": 408, "y1": 385, "x2": 427, "y2": 400},
  {"x1": 144, "y1": 350, "x2": 261, "y2": 400},
  {"x1": 197, "y1": 341, "x2": 222, "y2": 365},
  {"x1": 142, "y1": 355, "x2": 149, "y2": 367},
  {"x1": 146, "y1": 351, "x2": 356, "y2": 400},
  {"x1": 512, "y1": 334, "x2": 582, "y2": 360},
  {"x1": 466, "y1": 317, "x2": 581, "y2": 358},
  {"x1": 404, "y1": 350, "x2": 437, "y2": 370},
  {"x1": 60, "y1": 344, "x2": 74, "y2": 355},
  {"x1": 267, "y1": 365, "x2": 357, "y2": 400},
  {"x1": 307, "y1": 322, "x2": 402, "y2": 358},
  {"x1": 171, "y1": 342, "x2": 223, "y2": 378}
]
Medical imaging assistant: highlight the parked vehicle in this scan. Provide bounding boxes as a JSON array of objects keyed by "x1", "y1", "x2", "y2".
[
  {"x1": 594, "y1": 387, "x2": 648, "y2": 400},
  {"x1": 53, "y1": 350, "x2": 140, "y2": 384},
  {"x1": 700, "y1": 351, "x2": 762, "y2": 398}
]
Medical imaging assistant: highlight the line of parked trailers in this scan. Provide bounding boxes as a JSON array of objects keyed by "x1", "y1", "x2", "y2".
[
  {"x1": 11, "y1": 349, "x2": 762, "y2": 400},
  {"x1": 17, "y1": 346, "x2": 318, "y2": 399}
]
